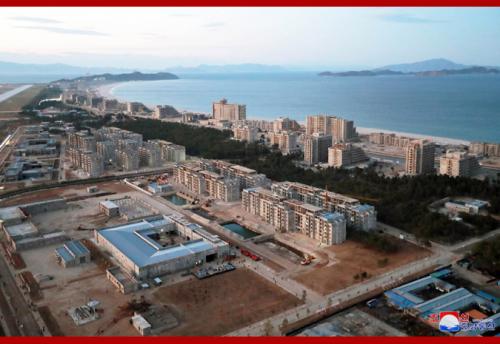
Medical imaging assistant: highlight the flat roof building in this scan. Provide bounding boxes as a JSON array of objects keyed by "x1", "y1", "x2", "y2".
[{"x1": 95, "y1": 215, "x2": 229, "y2": 279}]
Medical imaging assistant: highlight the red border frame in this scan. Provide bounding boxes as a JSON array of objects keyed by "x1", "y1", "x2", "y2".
[
  {"x1": 1, "y1": 0, "x2": 500, "y2": 5},
  {"x1": 1, "y1": 2, "x2": 499, "y2": 343}
]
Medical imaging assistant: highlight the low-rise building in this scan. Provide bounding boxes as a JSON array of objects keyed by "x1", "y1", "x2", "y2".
[
  {"x1": 55, "y1": 240, "x2": 91, "y2": 267},
  {"x1": 95, "y1": 215, "x2": 229, "y2": 279},
  {"x1": 242, "y1": 187, "x2": 347, "y2": 245}
]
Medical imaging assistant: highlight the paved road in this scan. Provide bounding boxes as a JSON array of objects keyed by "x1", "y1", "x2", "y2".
[{"x1": 0, "y1": 85, "x2": 33, "y2": 104}]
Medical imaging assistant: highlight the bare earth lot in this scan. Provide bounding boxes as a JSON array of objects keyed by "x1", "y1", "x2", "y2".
[
  {"x1": 21, "y1": 244, "x2": 137, "y2": 336},
  {"x1": 0, "y1": 181, "x2": 134, "y2": 207},
  {"x1": 293, "y1": 240, "x2": 431, "y2": 295},
  {"x1": 153, "y1": 268, "x2": 302, "y2": 336}
]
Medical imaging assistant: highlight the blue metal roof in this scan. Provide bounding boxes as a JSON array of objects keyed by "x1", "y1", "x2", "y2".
[
  {"x1": 55, "y1": 247, "x2": 74, "y2": 263},
  {"x1": 98, "y1": 217, "x2": 214, "y2": 268},
  {"x1": 65, "y1": 240, "x2": 90, "y2": 257},
  {"x1": 384, "y1": 290, "x2": 416, "y2": 309}
]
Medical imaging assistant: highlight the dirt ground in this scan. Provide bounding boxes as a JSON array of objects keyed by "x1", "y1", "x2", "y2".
[
  {"x1": 0, "y1": 181, "x2": 134, "y2": 207},
  {"x1": 293, "y1": 240, "x2": 431, "y2": 295},
  {"x1": 152, "y1": 268, "x2": 302, "y2": 336},
  {"x1": 20, "y1": 243, "x2": 138, "y2": 336}
]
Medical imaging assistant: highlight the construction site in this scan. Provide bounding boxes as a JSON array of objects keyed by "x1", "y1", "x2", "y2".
[{"x1": 0, "y1": 170, "x2": 461, "y2": 337}]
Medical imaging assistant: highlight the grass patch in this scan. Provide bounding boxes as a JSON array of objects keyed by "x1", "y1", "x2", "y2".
[{"x1": 0, "y1": 85, "x2": 46, "y2": 112}]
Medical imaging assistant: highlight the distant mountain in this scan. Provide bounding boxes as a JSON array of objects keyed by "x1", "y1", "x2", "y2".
[
  {"x1": 319, "y1": 59, "x2": 500, "y2": 78},
  {"x1": 58, "y1": 71, "x2": 179, "y2": 83},
  {"x1": 319, "y1": 69, "x2": 404, "y2": 77},
  {"x1": 167, "y1": 63, "x2": 287, "y2": 74},
  {"x1": 376, "y1": 58, "x2": 467, "y2": 73},
  {"x1": 414, "y1": 66, "x2": 500, "y2": 77},
  {"x1": 0, "y1": 60, "x2": 133, "y2": 75}
]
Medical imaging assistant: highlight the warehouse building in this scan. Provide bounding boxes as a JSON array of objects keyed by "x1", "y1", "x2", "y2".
[
  {"x1": 95, "y1": 214, "x2": 229, "y2": 279},
  {"x1": 55, "y1": 240, "x2": 91, "y2": 267}
]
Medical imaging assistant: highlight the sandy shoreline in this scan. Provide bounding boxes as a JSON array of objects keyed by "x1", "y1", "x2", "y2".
[
  {"x1": 97, "y1": 82, "x2": 471, "y2": 146},
  {"x1": 356, "y1": 127, "x2": 470, "y2": 146}
]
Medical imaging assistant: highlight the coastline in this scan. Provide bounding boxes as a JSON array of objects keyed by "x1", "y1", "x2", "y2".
[
  {"x1": 356, "y1": 127, "x2": 470, "y2": 146},
  {"x1": 97, "y1": 81, "x2": 472, "y2": 146}
]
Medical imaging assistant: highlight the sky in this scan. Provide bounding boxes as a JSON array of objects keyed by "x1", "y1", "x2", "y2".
[{"x1": 0, "y1": 7, "x2": 499, "y2": 70}]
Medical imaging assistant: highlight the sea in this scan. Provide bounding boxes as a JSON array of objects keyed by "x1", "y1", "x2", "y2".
[
  {"x1": 109, "y1": 72, "x2": 500, "y2": 143},
  {"x1": 1, "y1": 72, "x2": 499, "y2": 143}
]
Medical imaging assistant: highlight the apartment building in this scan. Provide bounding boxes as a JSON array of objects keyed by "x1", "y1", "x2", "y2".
[
  {"x1": 328, "y1": 143, "x2": 368, "y2": 168},
  {"x1": 127, "y1": 102, "x2": 144, "y2": 114},
  {"x1": 368, "y1": 132, "x2": 412, "y2": 148},
  {"x1": 273, "y1": 117, "x2": 300, "y2": 132},
  {"x1": 212, "y1": 98, "x2": 246, "y2": 121},
  {"x1": 268, "y1": 131, "x2": 299, "y2": 155},
  {"x1": 306, "y1": 115, "x2": 356, "y2": 143},
  {"x1": 271, "y1": 181, "x2": 376, "y2": 231},
  {"x1": 242, "y1": 188, "x2": 346, "y2": 245},
  {"x1": 116, "y1": 150, "x2": 139, "y2": 171},
  {"x1": 199, "y1": 170, "x2": 240, "y2": 202},
  {"x1": 233, "y1": 126, "x2": 259, "y2": 143},
  {"x1": 200, "y1": 160, "x2": 271, "y2": 190},
  {"x1": 439, "y1": 150, "x2": 479, "y2": 177},
  {"x1": 174, "y1": 164, "x2": 240, "y2": 202},
  {"x1": 405, "y1": 140, "x2": 436, "y2": 175},
  {"x1": 469, "y1": 142, "x2": 500, "y2": 157},
  {"x1": 304, "y1": 133, "x2": 332, "y2": 165}
]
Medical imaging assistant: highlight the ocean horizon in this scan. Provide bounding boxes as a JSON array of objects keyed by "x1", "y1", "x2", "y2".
[{"x1": 108, "y1": 72, "x2": 500, "y2": 143}]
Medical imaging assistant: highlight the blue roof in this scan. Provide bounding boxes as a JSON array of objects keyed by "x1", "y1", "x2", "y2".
[
  {"x1": 384, "y1": 290, "x2": 416, "y2": 309},
  {"x1": 98, "y1": 217, "x2": 214, "y2": 268},
  {"x1": 65, "y1": 240, "x2": 90, "y2": 257},
  {"x1": 55, "y1": 247, "x2": 74, "y2": 263}
]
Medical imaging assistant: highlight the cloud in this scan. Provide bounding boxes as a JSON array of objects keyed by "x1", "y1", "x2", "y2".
[
  {"x1": 203, "y1": 22, "x2": 225, "y2": 28},
  {"x1": 379, "y1": 13, "x2": 445, "y2": 24},
  {"x1": 15, "y1": 25, "x2": 109, "y2": 37},
  {"x1": 10, "y1": 16, "x2": 62, "y2": 24}
]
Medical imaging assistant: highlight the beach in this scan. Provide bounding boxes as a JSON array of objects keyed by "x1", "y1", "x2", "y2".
[
  {"x1": 98, "y1": 81, "x2": 473, "y2": 146},
  {"x1": 356, "y1": 127, "x2": 470, "y2": 146}
]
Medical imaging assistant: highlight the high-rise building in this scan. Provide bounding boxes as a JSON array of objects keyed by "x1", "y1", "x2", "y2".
[
  {"x1": 306, "y1": 115, "x2": 356, "y2": 143},
  {"x1": 439, "y1": 150, "x2": 479, "y2": 177},
  {"x1": 212, "y1": 99, "x2": 246, "y2": 121},
  {"x1": 273, "y1": 117, "x2": 300, "y2": 132},
  {"x1": 268, "y1": 131, "x2": 298, "y2": 155},
  {"x1": 405, "y1": 140, "x2": 435, "y2": 175},
  {"x1": 233, "y1": 126, "x2": 259, "y2": 143},
  {"x1": 328, "y1": 143, "x2": 368, "y2": 168},
  {"x1": 304, "y1": 133, "x2": 332, "y2": 165}
]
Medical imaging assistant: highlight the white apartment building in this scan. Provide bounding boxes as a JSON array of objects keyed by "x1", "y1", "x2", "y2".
[
  {"x1": 212, "y1": 99, "x2": 246, "y2": 121},
  {"x1": 328, "y1": 143, "x2": 368, "y2": 168},
  {"x1": 439, "y1": 150, "x2": 479, "y2": 177}
]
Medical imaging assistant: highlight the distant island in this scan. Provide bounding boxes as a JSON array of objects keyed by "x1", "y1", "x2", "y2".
[
  {"x1": 319, "y1": 70, "x2": 404, "y2": 77},
  {"x1": 319, "y1": 58, "x2": 500, "y2": 78},
  {"x1": 320, "y1": 66, "x2": 500, "y2": 78},
  {"x1": 59, "y1": 71, "x2": 179, "y2": 83}
]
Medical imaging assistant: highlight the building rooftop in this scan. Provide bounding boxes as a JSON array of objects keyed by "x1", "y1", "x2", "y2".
[
  {"x1": 98, "y1": 216, "x2": 215, "y2": 268},
  {"x1": 100, "y1": 200, "x2": 119, "y2": 209},
  {"x1": 4, "y1": 221, "x2": 38, "y2": 239},
  {"x1": 0, "y1": 206, "x2": 27, "y2": 224}
]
